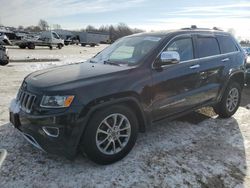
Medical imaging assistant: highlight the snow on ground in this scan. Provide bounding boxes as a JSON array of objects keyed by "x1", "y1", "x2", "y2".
[{"x1": 0, "y1": 45, "x2": 250, "y2": 187}]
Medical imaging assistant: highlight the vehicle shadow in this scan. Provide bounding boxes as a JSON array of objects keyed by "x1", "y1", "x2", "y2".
[
  {"x1": 176, "y1": 110, "x2": 214, "y2": 124},
  {"x1": 0, "y1": 111, "x2": 247, "y2": 187},
  {"x1": 143, "y1": 115, "x2": 247, "y2": 187}
]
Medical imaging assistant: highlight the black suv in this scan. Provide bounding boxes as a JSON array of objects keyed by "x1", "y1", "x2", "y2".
[{"x1": 10, "y1": 27, "x2": 246, "y2": 164}]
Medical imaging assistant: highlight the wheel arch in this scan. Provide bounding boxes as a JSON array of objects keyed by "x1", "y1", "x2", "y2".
[
  {"x1": 80, "y1": 94, "x2": 148, "y2": 134},
  {"x1": 228, "y1": 71, "x2": 245, "y2": 89},
  {"x1": 75, "y1": 94, "x2": 149, "y2": 155},
  {"x1": 218, "y1": 71, "x2": 245, "y2": 101}
]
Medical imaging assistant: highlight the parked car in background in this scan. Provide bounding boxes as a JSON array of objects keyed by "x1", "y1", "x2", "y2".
[
  {"x1": 78, "y1": 31, "x2": 110, "y2": 47},
  {"x1": 0, "y1": 33, "x2": 11, "y2": 45},
  {"x1": 0, "y1": 45, "x2": 9, "y2": 66},
  {"x1": 9, "y1": 26, "x2": 246, "y2": 164},
  {"x1": 243, "y1": 47, "x2": 250, "y2": 56},
  {"x1": 64, "y1": 36, "x2": 79, "y2": 46},
  {"x1": 15, "y1": 31, "x2": 64, "y2": 50}
]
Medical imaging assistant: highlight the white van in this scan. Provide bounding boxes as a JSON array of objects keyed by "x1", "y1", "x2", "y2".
[{"x1": 16, "y1": 31, "x2": 64, "y2": 50}]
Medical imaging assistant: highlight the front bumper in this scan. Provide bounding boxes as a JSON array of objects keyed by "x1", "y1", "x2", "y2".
[{"x1": 9, "y1": 107, "x2": 87, "y2": 159}]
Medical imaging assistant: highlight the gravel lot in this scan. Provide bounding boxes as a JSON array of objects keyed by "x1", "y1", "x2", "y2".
[{"x1": 0, "y1": 45, "x2": 250, "y2": 187}]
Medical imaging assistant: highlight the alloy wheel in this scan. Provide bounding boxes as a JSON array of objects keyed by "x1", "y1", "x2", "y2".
[
  {"x1": 226, "y1": 88, "x2": 239, "y2": 112},
  {"x1": 95, "y1": 113, "x2": 131, "y2": 155}
]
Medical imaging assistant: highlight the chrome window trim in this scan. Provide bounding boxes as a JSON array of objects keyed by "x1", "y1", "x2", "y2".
[{"x1": 152, "y1": 33, "x2": 241, "y2": 70}]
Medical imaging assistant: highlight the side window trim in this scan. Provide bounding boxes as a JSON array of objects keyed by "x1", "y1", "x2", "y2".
[
  {"x1": 152, "y1": 33, "x2": 240, "y2": 70},
  {"x1": 195, "y1": 36, "x2": 221, "y2": 58},
  {"x1": 216, "y1": 34, "x2": 240, "y2": 54},
  {"x1": 165, "y1": 36, "x2": 195, "y2": 62},
  {"x1": 152, "y1": 34, "x2": 197, "y2": 69}
]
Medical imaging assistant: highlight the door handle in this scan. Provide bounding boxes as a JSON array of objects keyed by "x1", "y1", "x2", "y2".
[
  {"x1": 189, "y1": 64, "x2": 200, "y2": 69},
  {"x1": 221, "y1": 58, "x2": 230, "y2": 62}
]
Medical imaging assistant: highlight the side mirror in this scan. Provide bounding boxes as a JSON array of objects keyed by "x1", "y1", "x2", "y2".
[{"x1": 155, "y1": 51, "x2": 180, "y2": 68}]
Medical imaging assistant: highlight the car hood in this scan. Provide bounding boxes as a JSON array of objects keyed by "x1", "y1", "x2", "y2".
[{"x1": 25, "y1": 62, "x2": 133, "y2": 88}]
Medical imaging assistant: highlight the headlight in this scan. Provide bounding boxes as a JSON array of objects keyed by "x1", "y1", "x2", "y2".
[{"x1": 40, "y1": 95, "x2": 74, "y2": 108}]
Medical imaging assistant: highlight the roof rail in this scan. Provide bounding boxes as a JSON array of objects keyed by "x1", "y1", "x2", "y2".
[
  {"x1": 212, "y1": 27, "x2": 223, "y2": 31},
  {"x1": 181, "y1": 25, "x2": 224, "y2": 31}
]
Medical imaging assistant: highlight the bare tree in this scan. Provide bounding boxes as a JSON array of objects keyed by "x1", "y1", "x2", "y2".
[
  {"x1": 86, "y1": 25, "x2": 96, "y2": 31},
  {"x1": 53, "y1": 24, "x2": 61, "y2": 30},
  {"x1": 38, "y1": 19, "x2": 49, "y2": 31},
  {"x1": 24, "y1": 26, "x2": 42, "y2": 32},
  {"x1": 18, "y1": 25, "x2": 24, "y2": 30},
  {"x1": 108, "y1": 23, "x2": 143, "y2": 42},
  {"x1": 99, "y1": 25, "x2": 109, "y2": 32}
]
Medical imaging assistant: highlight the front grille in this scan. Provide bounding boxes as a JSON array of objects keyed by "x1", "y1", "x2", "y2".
[{"x1": 17, "y1": 90, "x2": 36, "y2": 113}]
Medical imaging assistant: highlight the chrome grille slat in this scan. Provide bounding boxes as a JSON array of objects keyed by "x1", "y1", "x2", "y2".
[
  {"x1": 17, "y1": 90, "x2": 36, "y2": 113},
  {"x1": 20, "y1": 92, "x2": 25, "y2": 103},
  {"x1": 26, "y1": 95, "x2": 32, "y2": 109},
  {"x1": 22, "y1": 93, "x2": 28, "y2": 108}
]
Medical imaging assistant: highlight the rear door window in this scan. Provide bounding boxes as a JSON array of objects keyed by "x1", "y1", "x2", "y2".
[
  {"x1": 196, "y1": 37, "x2": 220, "y2": 58},
  {"x1": 165, "y1": 38, "x2": 194, "y2": 62},
  {"x1": 217, "y1": 36, "x2": 238, "y2": 54}
]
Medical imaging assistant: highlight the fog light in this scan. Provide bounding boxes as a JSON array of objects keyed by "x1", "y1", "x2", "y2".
[{"x1": 42, "y1": 127, "x2": 59, "y2": 138}]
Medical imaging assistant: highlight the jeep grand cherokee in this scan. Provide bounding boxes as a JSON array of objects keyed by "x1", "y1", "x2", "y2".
[{"x1": 9, "y1": 27, "x2": 246, "y2": 164}]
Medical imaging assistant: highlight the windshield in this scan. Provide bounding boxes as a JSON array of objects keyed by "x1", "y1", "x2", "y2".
[{"x1": 90, "y1": 35, "x2": 162, "y2": 65}]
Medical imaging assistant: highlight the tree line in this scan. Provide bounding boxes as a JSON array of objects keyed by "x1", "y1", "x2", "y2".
[
  {"x1": 17, "y1": 20, "x2": 144, "y2": 42},
  {"x1": 240, "y1": 40, "x2": 250, "y2": 46},
  {"x1": 84, "y1": 23, "x2": 144, "y2": 42}
]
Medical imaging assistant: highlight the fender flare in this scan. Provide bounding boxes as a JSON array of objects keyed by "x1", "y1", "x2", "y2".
[
  {"x1": 218, "y1": 70, "x2": 245, "y2": 101},
  {"x1": 74, "y1": 97, "x2": 149, "y2": 153}
]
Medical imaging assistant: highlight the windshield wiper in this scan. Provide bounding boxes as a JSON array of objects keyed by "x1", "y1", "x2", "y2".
[
  {"x1": 89, "y1": 59, "x2": 97, "y2": 63},
  {"x1": 103, "y1": 60, "x2": 121, "y2": 66}
]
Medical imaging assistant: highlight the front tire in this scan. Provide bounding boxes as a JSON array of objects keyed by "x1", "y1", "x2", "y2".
[
  {"x1": 80, "y1": 105, "x2": 138, "y2": 165},
  {"x1": 58, "y1": 43, "x2": 63, "y2": 49},
  {"x1": 0, "y1": 60, "x2": 9, "y2": 66},
  {"x1": 213, "y1": 82, "x2": 242, "y2": 118}
]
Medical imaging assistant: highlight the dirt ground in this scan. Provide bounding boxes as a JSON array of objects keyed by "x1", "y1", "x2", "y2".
[{"x1": 0, "y1": 45, "x2": 250, "y2": 187}]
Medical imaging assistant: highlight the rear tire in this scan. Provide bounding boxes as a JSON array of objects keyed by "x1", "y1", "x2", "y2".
[
  {"x1": 27, "y1": 43, "x2": 35, "y2": 49},
  {"x1": 80, "y1": 105, "x2": 138, "y2": 165},
  {"x1": 19, "y1": 44, "x2": 26, "y2": 49},
  {"x1": 213, "y1": 82, "x2": 241, "y2": 118}
]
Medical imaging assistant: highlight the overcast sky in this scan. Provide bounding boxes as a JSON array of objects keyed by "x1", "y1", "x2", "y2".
[{"x1": 1, "y1": 0, "x2": 250, "y2": 39}]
